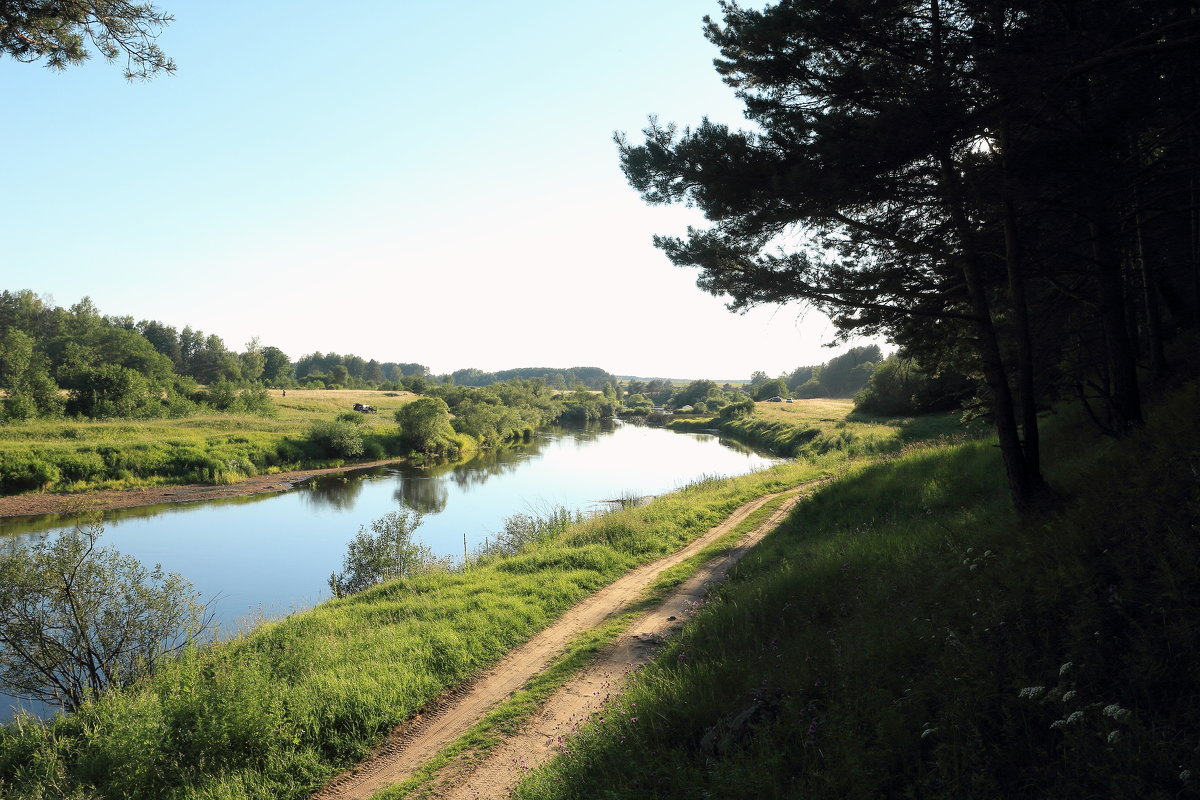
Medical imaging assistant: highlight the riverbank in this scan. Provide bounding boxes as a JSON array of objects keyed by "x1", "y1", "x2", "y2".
[
  {"x1": 0, "y1": 458, "x2": 828, "y2": 799},
  {"x1": 0, "y1": 457, "x2": 409, "y2": 519},
  {"x1": 512, "y1": 382, "x2": 1200, "y2": 800}
]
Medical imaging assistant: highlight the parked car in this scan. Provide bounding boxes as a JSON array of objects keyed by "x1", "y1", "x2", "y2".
[{"x1": 766, "y1": 396, "x2": 784, "y2": 402}]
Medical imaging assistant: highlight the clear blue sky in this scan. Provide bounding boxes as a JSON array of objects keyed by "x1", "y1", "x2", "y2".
[{"x1": 1, "y1": 1, "x2": 878, "y2": 380}]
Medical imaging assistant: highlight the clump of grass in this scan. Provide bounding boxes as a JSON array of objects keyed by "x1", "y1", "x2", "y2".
[{"x1": 514, "y1": 382, "x2": 1200, "y2": 799}]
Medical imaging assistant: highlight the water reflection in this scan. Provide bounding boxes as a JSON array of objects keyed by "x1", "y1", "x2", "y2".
[{"x1": 393, "y1": 474, "x2": 448, "y2": 515}]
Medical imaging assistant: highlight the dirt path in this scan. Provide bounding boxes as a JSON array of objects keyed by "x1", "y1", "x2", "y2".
[
  {"x1": 313, "y1": 485, "x2": 814, "y2": 800},
  {"x1": 0, "y1": 458, "x2": 408, "y2": 519}
]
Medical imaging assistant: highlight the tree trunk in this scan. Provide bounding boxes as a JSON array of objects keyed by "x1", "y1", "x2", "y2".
[
  {"x1": 1090, "y1": 214, "x2": 1144, "y2": 429},
  {"x1": 939, "y1": 147, "x2": 1043, "y2": 510}
]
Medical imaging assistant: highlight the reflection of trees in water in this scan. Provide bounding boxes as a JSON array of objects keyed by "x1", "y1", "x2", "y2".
[
  {"x1": 718, "y1": 436, "x2": 763, "y2": 456},
  {"x1": 393, "y1": 475, "x2": 448, "y2": 515},
  {"x1": 300, "y1": 470, "x2": 376, "y2": 510}
]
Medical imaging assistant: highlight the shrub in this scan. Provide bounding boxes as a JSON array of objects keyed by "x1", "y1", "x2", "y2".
[
  {"x1": 307, "y1": 419, "x2": 365, "y2": 459},
  {"x1": 328, "y1": 510, "x2": 435, "y2": 597}
]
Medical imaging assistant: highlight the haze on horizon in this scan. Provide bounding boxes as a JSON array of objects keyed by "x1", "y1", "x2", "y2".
[{"x1": 1, "y1": 1, "x2": 880, "y2": 380}]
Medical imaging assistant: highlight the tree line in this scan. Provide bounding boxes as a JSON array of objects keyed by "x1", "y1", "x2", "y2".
[{"x1": 619, "y1": 0, "x2": 1200, "y2": 510}]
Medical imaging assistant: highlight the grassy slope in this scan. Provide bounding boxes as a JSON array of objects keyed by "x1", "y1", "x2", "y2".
[
  {"x1": 671, "y1": 398, "x2": 979, "y2": 459},
  {"x1": 0, "y1": 390, "x2": 416, "y2": 493},
  {"x1": 0, "y1": 459, "x2": 838, "y2": 798},
  {"x1": 514, "y1": 382, "x2": 1200, "y2": 799}
]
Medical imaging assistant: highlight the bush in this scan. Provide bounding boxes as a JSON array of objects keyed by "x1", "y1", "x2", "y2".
[
  {"x1": 307, "y1": 419, "x2": 365, "y2": 459},
  {"x1": 0, "y1": 454, "x2": 61, "y2": 492},
  {"x1": 328, "y1": 510, "x2": 435, "y2": 597}
]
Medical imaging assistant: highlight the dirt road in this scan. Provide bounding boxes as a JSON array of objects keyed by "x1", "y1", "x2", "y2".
[{"x1": 313, "y1": 485, "x2": 813, "y2": 800}]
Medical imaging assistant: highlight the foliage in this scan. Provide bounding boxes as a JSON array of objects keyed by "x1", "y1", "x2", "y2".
[
  {"x1": 305, "y1": 419, "x2": 365, "y2": 460},
  {"x1": 854, "y1": 353, "x2": 974, "y2": 416},
  {"x1": 66, "y1": 364, "x2": 164, "y2": 419},
  {"x1": 450, "y1": 366, "x2": 617, "y2": 390},
  {"x1": 753, "y1": 378, "x2": 788, "y2": 401},
  {"x1": 328, "y1": 510, "x2": 438, "y2": 598},
  {"x1": 0, "y1": 522, "x2": 208, "y2": 713},
  {"x1": 617, "y1": 0, "x2": 1200, "y2": 508},
  {"x1": 557, "y1": 390, "x2": 616, "y2": 424},
  {"x1": 514, "y1": 382, "x2": 1200, "y2": 800},
  {"x1": 0, "y1": 0, "x2": 175, "y2": 80},
  {"x1": 395, "y1": 396, "x2": 458, "y2": 456}
]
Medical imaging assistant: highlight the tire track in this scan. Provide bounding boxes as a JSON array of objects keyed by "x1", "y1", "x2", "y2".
[{"x1": 313, "y1": 483, "x2": 818, "y2": 800}]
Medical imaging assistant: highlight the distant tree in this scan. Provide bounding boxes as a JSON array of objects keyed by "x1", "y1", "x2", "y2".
[
  {"x1": 0, "y1": 328, "x2": 34, "y2": 389},
  {"x1": 818, "y1": 345, "x2": 882, "y2": 397},
  {"x1": 190, "y1": 334, "x2": 239, "y2": 384},
  {"x1": 786, "y1": 366, "x2": 816, "y2": 393},
  {"x1": 260, "y1": 346, "x2": 292, "y2": 385},
  {"x1": 674, "y1": 379, "x2": 717, "y2": 408},
  {"x1": 396, "y1": 397, "x2": 457, "y2": 455},
  {"x1": 0, "y1": 0, "x2": 176, "y2": 80},
  {"x1": 754, "y1": 378, "x2": 788, "y2": 401},
  {"x1": 329, "y1": 364, "x2": 350, "y2": 387},
  {"x1": 239, "y1": 337, "x2": 265, "y2": 384},
  {"x1": 0, "y1": 522, "x2": 209, "y2": 712},
  {"x1": 67, "y1": 364, "x2": 161, "y2": 418},
  {"x1": 136, "y1": 320, "x2": 182, "y2": 368},
  {"x1": 855, "y1": 354, "x2": 973, "y2": 417}
]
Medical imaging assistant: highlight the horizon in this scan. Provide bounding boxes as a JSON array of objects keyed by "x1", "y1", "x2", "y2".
[{"x1": 1, "y1": 0, "x2": 882, "y2": 379}]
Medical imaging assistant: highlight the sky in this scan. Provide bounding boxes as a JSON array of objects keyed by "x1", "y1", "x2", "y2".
[{"x1": 1, "y1": 1, "x2": 881, "y2": 380}]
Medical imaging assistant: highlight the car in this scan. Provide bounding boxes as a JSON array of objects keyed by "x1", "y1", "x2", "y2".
[{"x1": 766, "y1": 396, "x2": 784, "y2": 402}]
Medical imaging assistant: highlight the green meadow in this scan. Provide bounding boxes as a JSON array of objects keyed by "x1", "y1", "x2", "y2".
[{"x1": 0, "y1": 390, "x2": 416, "y2": 493}]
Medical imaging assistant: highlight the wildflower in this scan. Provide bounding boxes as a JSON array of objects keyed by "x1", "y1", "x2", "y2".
[
  {"x1": 1059, "y1": 662, "x2": 1074, "y2": 676},
  {"x1": 1061, "y1": 690, "x2": 1077, "y2": 703},
  {"x1": 1102, "y1": 704, "x2": 1131, "y2": 721},
  {"x1": 1019, "y1": 686, "x2": 1046, "y2": 699}
]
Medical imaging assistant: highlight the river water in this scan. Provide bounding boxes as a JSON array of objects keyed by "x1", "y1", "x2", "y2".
[{"x1": 0, "y1": 420, "x2": 781, "y2": 721}]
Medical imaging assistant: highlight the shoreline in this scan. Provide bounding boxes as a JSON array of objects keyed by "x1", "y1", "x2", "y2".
[{"x1": 0, "y1": 457, "x2": 408, "y2": 520}]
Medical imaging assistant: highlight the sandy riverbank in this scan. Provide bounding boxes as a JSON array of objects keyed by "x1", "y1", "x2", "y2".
[{"x1": 0, "y1": 458, "x2": 408, "y2": 520}]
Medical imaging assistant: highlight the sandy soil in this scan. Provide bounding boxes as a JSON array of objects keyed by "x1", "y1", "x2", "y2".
[
  {"x1": 0, "y1": 458, "x2": 407, "y2": 519},
  {"x1": 312, "y1": 483, "x2": 817, "y2": 800}
]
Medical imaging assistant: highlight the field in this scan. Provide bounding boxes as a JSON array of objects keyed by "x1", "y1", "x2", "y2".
[
  {"x1": 0, "y1": 390, "x2": 416, "y2": 494},
  {"x1": 671, "y1": 397, "x2": 978, "y2": 459}
]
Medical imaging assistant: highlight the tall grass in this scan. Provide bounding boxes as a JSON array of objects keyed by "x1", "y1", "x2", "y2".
[
  {"x1": 0, "y1": 458, "x2": 829, "y2": 799},
  {"x1": 514, "y1": 382, "x2": 1200, "y2": 799}
]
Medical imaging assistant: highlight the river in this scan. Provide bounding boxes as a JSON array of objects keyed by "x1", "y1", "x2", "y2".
[{"x1": 0, "y1": 420, "x2": 781, "y2": 721}]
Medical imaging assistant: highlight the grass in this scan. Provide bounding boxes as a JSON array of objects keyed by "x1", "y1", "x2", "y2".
[
  {"x1": 0, "y1": 390, "x2": 417, "y2": 494},
  {"x1": 512, "y1": 381, "x2": 1200, "y2": 799},
  {"x1": 669, "y1": 397, "x2": 981, "y2": 459},
  {"x1": 0, "y1": 454, "x2": 832, "y2": 799},
  {"x1": 369, "y1": 491, "x2": 804, "y2": 800}
]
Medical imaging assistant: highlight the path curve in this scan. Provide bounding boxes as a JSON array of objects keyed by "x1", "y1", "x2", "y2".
[{"x1": 313, "y1": 483, "x2": 818, "y2": 800}]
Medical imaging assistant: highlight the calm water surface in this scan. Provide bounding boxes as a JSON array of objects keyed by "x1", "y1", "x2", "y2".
[{"x1": 1, "y1": 421, "x2": 780, "y2": 720}]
